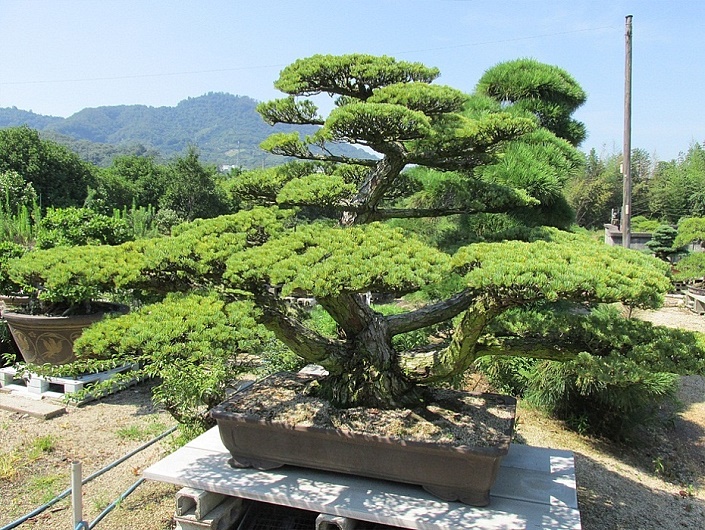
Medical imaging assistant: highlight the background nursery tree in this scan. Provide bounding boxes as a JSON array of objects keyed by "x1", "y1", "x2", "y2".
[
  {"x1": 0, "y1": 126, "x2": 96, "y2": 207},
  {"x1": 8, "y1": 54, "x2": 704, "y2": 435},
  {"x1": 645, "y1": 224, "x2": 685, "y2": 263}
]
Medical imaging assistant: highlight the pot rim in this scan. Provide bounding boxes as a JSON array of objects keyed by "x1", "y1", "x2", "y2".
[{"x1": 2, "y1": 302, "x2": 129, "y2": 321}]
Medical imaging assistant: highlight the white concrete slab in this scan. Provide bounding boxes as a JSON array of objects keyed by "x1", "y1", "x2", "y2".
[
  {"x1": 0, "y1": 392, "x2": 66, "y2": 419},
  {"x1": 145, "y1": 428, "x2": 580, "y2": 529}
]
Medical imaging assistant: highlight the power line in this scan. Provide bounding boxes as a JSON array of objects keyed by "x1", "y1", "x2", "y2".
[
  {"x1": 1, "y1": 25, "x2": 618, "y2": 88},
  {"x1": 393, "y1": 25, "x2": 618, "y2": 55},
  {"x1": 0, "y1": 64, "x2": 286, "y2": 87}
]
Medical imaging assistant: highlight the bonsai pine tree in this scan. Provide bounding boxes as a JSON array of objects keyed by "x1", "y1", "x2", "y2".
[
  {"x1": 645, "y1": 225, "x2": 685, "y2": 263},
  {"x1": 223, "y1": 54, "x2": 678, "y2": 407},
  {"x1": 675, "y1": 216, "x2": 705, "y2": 250},
  {"x1": 673, "y1": 217, "x2": 705, "y2": 284},
  {"x1": 7, "y1": 55, "x2": 703, "y2": 418}
]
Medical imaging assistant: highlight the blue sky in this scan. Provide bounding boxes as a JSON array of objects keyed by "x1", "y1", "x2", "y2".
[{"x1": 1, "y1": 0, "x2": 703, "y2": 161}]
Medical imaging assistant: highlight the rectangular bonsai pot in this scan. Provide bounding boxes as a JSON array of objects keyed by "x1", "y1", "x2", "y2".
[{"x1": 210, "y1": 372, "x2": 516, "y2": 506}]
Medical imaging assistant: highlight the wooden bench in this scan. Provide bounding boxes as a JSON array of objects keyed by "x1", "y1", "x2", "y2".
[{"x1": 144, "y1": 427, "x2": 581, "y2": 529}]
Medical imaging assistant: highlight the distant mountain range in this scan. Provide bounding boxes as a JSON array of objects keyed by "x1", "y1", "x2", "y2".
[{"x1": 0, "y1": 92, "x2": 366, "y2": 168}]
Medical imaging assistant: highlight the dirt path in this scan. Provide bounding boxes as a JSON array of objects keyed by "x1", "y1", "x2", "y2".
[
  {"x1": 0, "y1": 381, "x2": 178, "y2": 530},
  {"x1": 630, "y1": 295, "x2": 705, "y2": 334}
]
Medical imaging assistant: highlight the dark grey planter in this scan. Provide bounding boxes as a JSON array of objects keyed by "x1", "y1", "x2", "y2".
[{"x1": 211, "y1": 372, "x2": 516, "y2": 506}]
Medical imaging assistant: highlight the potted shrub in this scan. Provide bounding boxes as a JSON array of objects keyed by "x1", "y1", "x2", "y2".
[
  {"x1": 674, "y1": 217, "x2": 705, "y2": 297},
  {"x1": 25, "y1": 55, "x2": 705, "y2": 505},
  {"x1": 2, "y1": 245, "x2": 130, "y2": 365},
  {"x1": 1, "y1": 241, "x2": 29, "y2": 366},
  {"x1": 2, "y1": 208, "x2": 132, "y2": 366},
  {"x1": 0, "y1": 241, "x2": 29, "y2": 312}
]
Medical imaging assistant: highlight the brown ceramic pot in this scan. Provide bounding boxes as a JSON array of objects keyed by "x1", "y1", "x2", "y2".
[
  {"x1": 2, "y1": 304, "x2": 127, "y2": 365},
  {"x1": 211, "y1": 372, "x2": 516, "y2": 507}
]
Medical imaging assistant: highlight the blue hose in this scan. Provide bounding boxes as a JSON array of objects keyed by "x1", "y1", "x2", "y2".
[
  {"x1": 88, "y1": 478, "x2": 145, "y2": 529},
  {"x1": 1, "y1": 426, "x2": 177, "y2": 530}
]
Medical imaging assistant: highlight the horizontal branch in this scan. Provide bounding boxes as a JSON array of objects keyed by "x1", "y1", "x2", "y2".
[
  {"x1": 277, "y1": 202, "x2": 521, "y2": 220},
  {"x1": 253, "y1": 290, "x2": 346, "y2": 367},
  {"x1": 402, "y1": 337, "x2": 582, "y2": 383},
  {"x1": 386, "y1": 289, "x2": 478, "y2": 335},
  {"x1": 281, "y1": 150, "x2": 378, "y2": 167},
  {"x1": 472, "y1": 341, "x2": 582, "y2": 362}
]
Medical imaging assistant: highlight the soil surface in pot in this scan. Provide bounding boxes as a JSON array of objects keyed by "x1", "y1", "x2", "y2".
[{"x1": 217, "y1": 372, "x2": 515, "y2": 447}]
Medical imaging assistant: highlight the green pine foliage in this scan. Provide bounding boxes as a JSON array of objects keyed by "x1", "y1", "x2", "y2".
[
  {"x1": 526, "y1": 357, "x2": 679, "y2": 438},
  {"x1": 273, "y1": 54, "x2": 440, "y2": 97},
  {"x1": 475, "y1": 58, "x2": 587, "y2": 145},
  {"x1": 476, "y1": 304, "x2": 705, "y2": 437},
  {"x1": 72, "y1": 292, "x2": 275, "y2": 433},
  {"x1": 224, "y1": 222, "x2": 451, "y2": 298},
  {"x1": 645, "y1": 225, "x2": 685, "y2": 262},
  {"x1": 455, "y1": 228, "x2": 671, "y2": 307},
  {"x1": 276, "y1": 174, "x2": 358, "y2": 207},
  {"x1": 6, "y1": 54, "x2": 704, "y2": 437}
]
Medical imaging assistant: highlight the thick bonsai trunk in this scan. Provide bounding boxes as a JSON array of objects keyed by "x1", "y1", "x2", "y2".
[
  {"x1": 420, "y1": 296, "x2": 506, "y2": 383},
  {"x1": 316, "y1": 293, "x2": 421, "y2": 409},
  {"x1": 319, "y1": 316, "x2": 422, "y2": 409},
  {"x1": 341, "y1": 150, "x2": 406, "y2": 226},
  {"x1": 258, "y1": 289, "x2": 420, "y2": 409},
  {"x1": 315, "y1": 149, "x2": 416, "y2": 406}
]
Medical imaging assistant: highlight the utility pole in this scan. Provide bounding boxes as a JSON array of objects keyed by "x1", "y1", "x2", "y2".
[{"x1": 622, "y1": 14, "x2": 633, "y2": 248}]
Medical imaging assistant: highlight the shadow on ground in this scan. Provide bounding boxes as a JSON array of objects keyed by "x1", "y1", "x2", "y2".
[{"x1": 575, "y1": 451, "x2": 704, "y2": 529}]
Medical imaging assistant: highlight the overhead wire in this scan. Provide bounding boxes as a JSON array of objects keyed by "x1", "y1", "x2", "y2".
[{"x1": 0, "y1": 25, "x2": 619, "y2": 88}]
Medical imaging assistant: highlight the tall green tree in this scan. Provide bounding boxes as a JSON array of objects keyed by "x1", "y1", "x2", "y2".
[
  {"x1": 565, "y1": 148, "x2": 656, "y2": 230},
  {"x1": 649, "y1": 144, "x2": 705, "y2": 223},
  {"x1": 565, "y1": 150, "x2": 622, "y2": 229},
  {"x1": 0, "y1": 126, "x2": 96, "y2": 207},
  {"x1": 94, "y1": 154, "x2": 168, "y2": 210},
  {"x1": 675, "y1": 217, "x2": 705, "y2": 248},
  {"x1": 160, "y1": 147, "x2": 232, "y2": 221}
]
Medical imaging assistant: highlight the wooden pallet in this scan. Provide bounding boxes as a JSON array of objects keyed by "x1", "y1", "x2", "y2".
[{"x1": 0, "y1": 364, "x2": 138, "y2": 402}]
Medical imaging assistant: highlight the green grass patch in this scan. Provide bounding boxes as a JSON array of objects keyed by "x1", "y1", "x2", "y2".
[
  {"x1": 27, "y1": 435, "x2": 58, "y2": 459},
  {"x1": 0, "y1": 450, "x2": 21, "y2": 480},
  {"x1": 28, "y1": 474, "x2": 65, "y2": 504},
  {"x1": 115, "y1": 420, "x2": 169, "y2": 442}
]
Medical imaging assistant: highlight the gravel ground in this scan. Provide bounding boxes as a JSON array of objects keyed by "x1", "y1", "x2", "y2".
[
  {"x1": 0, "y1": 380, "x2": 178, "y2": 530},
  {"x1": 514, "y1": 299, "x2": 705, "y2": 529},
  {"x1": 0, "y1": 300, "x2": 703, "y2": 529}
]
